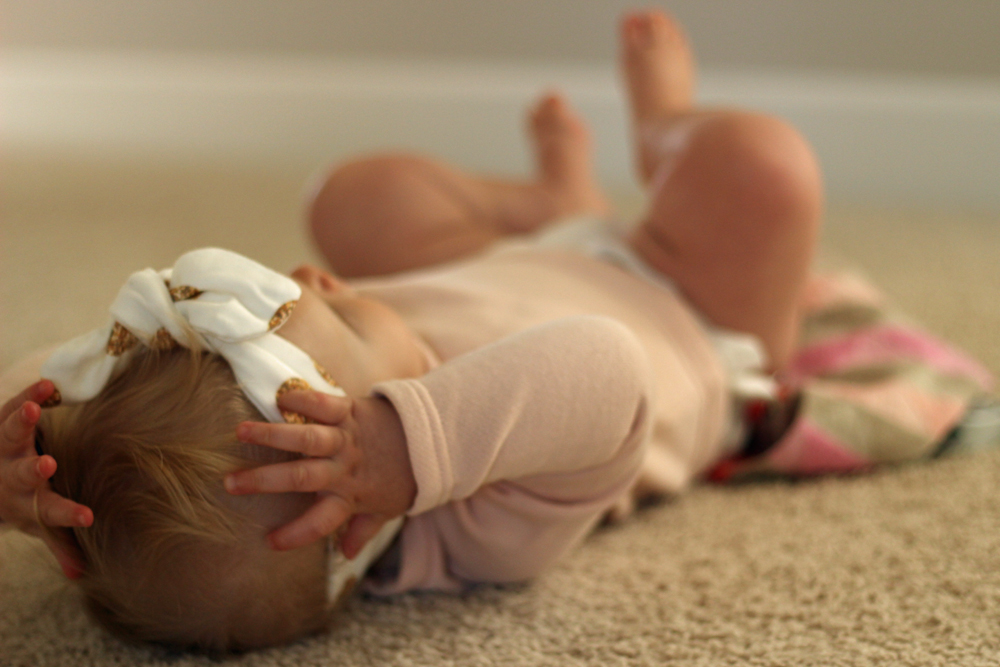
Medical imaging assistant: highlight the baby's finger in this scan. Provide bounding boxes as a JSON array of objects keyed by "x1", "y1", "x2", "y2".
[
  {"x1": 36, "y1": 488, "x2": 94, "y2": 529},
  {"x1": 8, "y1": 455, "x2": 53, "y2": 491},
  {"x1": 236, "y1": 421, "x2": 347, "y2": 458},
  {"x1": 39, "y1": 530, "x2": 86, "y2": 580},
  {"x1": 340, "y1": 513, "x2": 389, "y2": 560},
  {"x1": 276, "y1": 390, "x2": 352, "y2": 425},
  {"x1": 39, "y1": 494, "x2": 94, "y2": 530},
  {"x1": 3, "y1": 488, "x2": 89, "y2": 538},
  {"x1": 267, "y1": 494, "x2": 352, "y2": 551},
  {"x1": 0, "y1": 401, "x2": 41, "y2": 458},
  {"x1": 225, "y1": 458, "x2": 348, "y2": 495},
  {"x1": 0, "y1": 380, "x2": 53, "y2": 424}
]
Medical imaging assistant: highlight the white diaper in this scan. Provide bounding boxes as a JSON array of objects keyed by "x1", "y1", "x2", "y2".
[{"x1": 533, "y1": 216, "x2": 778, "y2": 454}]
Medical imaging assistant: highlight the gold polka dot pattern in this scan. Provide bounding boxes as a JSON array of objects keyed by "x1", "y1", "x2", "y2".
[
  {"x1": 39, "y1": 387, "x2": 62, "y2": 408},
  {"x1": 269, "y1": 301, "x2": 297, "y2": 331},
  {"x1": 277, "y1": 377, "x2": 311, "y2": 423},
  {"x1": 168, "y1": 285, "x2": 203, "y2": 302},
  {"x1": 149, "y1": 328, "x2": 179, "y2": 351},
  {"x1": 314, "y1": 361, "x2": 339, "y2": 387},
  {"x1": 106, "y1": 323, "x2": 139, "y2": 356}
]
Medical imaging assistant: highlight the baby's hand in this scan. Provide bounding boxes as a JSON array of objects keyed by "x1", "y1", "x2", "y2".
[
  {"x1": 225, "y1": 390, "x2": 416, "y2": 558},
  {"x1": 0, "y1": 380, "x2": 93, "y2": 579}
]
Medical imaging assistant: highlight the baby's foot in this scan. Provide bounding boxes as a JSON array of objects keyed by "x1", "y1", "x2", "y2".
[
  {"x1": 620, "y1": 11, "x2": 696, "y2": 181},
  {"x1": 529, "y1": 93, "x2": 610, "y2": 219}
]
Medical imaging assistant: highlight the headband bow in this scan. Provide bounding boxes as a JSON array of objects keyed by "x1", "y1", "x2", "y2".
[{"x1": 40, "y1": 248, "x2": 345, "y2": 423}]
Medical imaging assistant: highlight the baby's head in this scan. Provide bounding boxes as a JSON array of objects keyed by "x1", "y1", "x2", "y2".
[
  {"x1": 40, "y1": 347, "x2": 331, "y2": 652},
  {"x1": 34, "y1": 248, "x2": 421, "y2": 651}
]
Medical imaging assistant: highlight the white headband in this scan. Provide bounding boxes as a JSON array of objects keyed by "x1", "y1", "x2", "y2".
[{"x1": 40, "y1": 248, "x2": 345, "y2": 422}]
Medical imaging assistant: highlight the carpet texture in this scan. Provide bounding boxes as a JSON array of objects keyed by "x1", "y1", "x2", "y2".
[{"x1": 2, "y1": 151, "x2": 999, "y2": 666}]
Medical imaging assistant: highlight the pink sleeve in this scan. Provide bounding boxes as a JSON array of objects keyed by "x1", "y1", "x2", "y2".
[{"x1": 368, "y1": 315, "x2": 652, "y2": 593}]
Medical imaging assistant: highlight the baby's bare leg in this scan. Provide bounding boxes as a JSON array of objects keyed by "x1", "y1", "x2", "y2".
[
  {"x1": 308, "y1": 95, "x2": 609, "y2": 278},
  {"x1": 623, "y1": 11, "x2": 822, "y2": 371}
]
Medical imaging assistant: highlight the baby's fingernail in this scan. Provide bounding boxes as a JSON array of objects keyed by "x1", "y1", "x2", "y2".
[
  {"x1": 224, "y1": 475, "x2": 239, "y2": 493},
  {"x1": 236, "y1": 424, "x2": 252, "y2": 441},
  {"x1": 267, "y1": 534, "x2": 285, "y2": 551}
]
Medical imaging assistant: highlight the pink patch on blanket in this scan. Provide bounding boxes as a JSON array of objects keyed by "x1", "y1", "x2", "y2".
[
  {"x1": 765, "y1": 418, "x2": 871, "y2": 475},
  {"x1": 786, "y1": 325, "x2": 994, "y2": 391}
]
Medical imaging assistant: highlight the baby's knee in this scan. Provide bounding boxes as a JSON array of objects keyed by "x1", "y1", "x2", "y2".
[
  {"x1": 308, "y1": 154, "x2": 423, "y2": 233},
  {"x1": 676, "y1": 113, "x2": 823, "y2": 233}
]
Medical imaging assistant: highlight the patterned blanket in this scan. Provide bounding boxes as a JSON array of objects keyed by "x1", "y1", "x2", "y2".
[{"x1": 713, "y1": 271, "x2": 996, "y2": 481}]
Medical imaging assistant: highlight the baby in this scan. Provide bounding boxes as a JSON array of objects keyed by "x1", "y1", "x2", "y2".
[{"x1": 0, "y1": 11, "x2": 825, "y2": 652}]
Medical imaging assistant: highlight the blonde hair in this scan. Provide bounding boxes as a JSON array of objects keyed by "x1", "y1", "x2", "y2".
[{"x1": 40, "y1": 348, "x2": 330, "y2": 652}]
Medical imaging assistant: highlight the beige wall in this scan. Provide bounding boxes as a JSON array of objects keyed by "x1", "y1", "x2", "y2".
[{"x1": 4, "y1": 0, "x2": 999, "y2": 77}]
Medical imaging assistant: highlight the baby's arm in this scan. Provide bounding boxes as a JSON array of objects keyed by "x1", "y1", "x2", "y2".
[
  {"x1": 232, "y1": 315, "x2": 652, "y2": 589},
  {"x1": 371, "y1": 315, "x2": 652, "y2": 590}
]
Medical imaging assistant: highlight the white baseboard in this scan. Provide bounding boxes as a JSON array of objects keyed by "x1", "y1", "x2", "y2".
[{"x1": 4, "y1": 50, "x2": 999, "y2": 212}]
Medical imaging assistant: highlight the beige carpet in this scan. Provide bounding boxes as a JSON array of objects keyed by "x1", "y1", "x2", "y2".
[{"x1": 3, "y1": 150, "x2": 1000, "y2": 666}]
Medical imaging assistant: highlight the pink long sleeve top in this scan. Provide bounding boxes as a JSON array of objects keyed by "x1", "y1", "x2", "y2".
[{"x1": 356, "y1": 242, "x2": 730, "y2": 593}]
